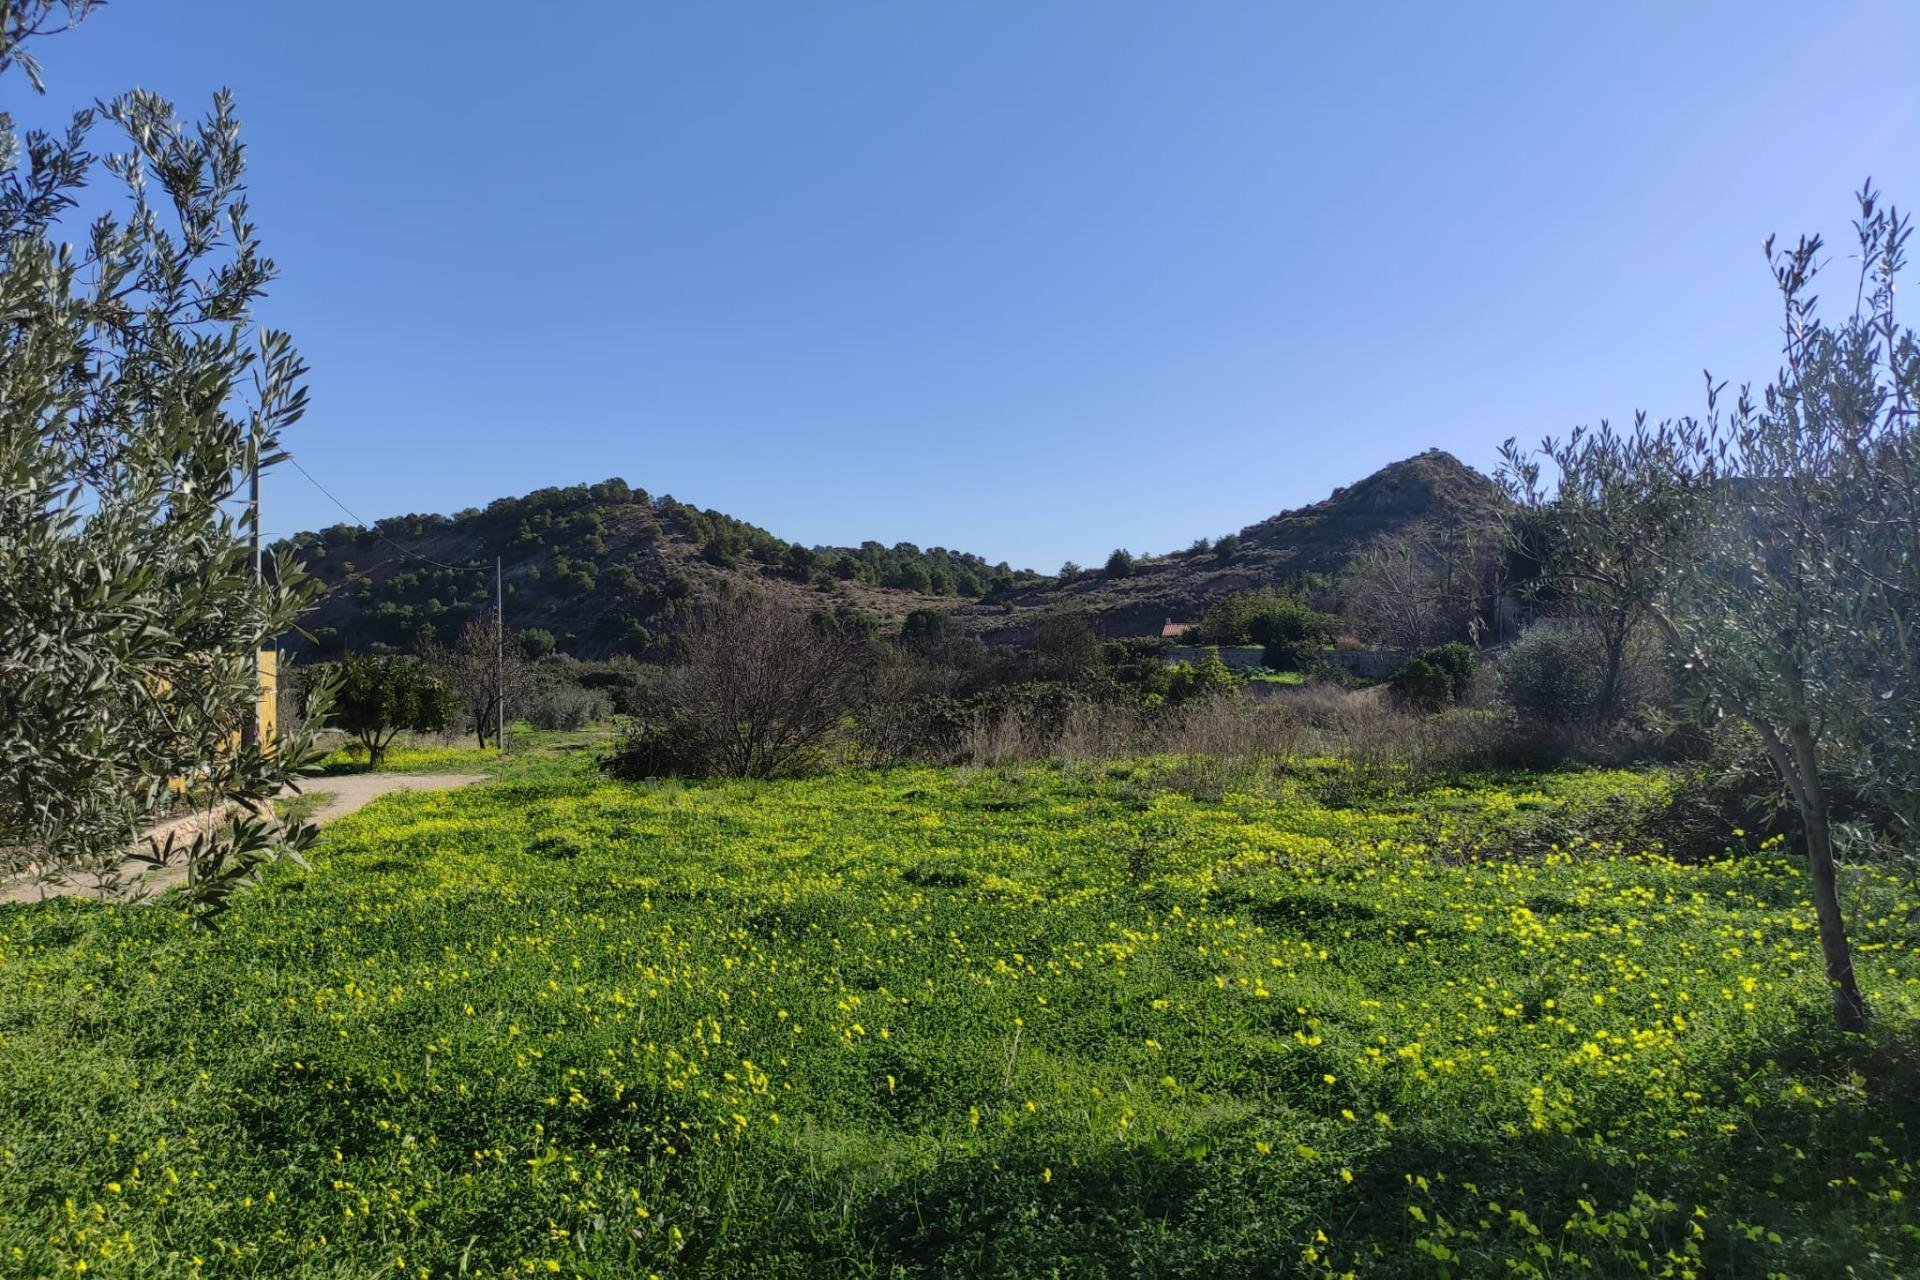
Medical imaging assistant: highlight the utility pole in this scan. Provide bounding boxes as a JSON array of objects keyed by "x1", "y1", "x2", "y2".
[
  {"x1": 495, "y1": 555, "x2": 506, "y2": 755},
  {"x1": 241, "y1": 455, "x2": 262, "y2": 749}
]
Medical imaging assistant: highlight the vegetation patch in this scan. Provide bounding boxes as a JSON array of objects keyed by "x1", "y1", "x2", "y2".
[{"x1": 2, "y1": 754, "x2": 1916, "y2": 1277}]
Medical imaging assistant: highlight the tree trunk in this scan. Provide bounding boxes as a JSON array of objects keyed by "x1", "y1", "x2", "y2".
[
  {"x1": 1596, "y1": 617, "x2": 1628, "y2": 726},
  {"x1": 1789, "y1": 728, "x2": 1869, "y2": 1033}
]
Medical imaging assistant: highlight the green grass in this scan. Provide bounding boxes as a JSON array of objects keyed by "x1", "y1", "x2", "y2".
[
  {"x1": 1247, "y1": 670, "x2": 1307, "y2": 685},
  {"x1": 2, "y1": 755, "x2": 1917, "y2": 1277},
  {"x1": 270, "y1": 789, "x2": 334, "y2": 828},
  {"x1": 314, "y1": 726, "x2": 617, "y2": 777}
]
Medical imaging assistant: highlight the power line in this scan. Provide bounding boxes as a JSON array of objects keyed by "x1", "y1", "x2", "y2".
[
  {"x1": 279, "y1": 456, "x2": 662, "y2": 649},
  {"x1": 286, "y1": 455, "x2": 490, "y2": 574}
]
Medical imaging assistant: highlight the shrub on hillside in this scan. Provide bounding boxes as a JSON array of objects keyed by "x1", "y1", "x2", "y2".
[{"x1": 515, "y1": 628, "x2": 557, "y2": 660}]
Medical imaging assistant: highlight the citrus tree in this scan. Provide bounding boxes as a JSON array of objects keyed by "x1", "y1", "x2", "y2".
[{"x1": 327, "y1": 656, "x2": 456, "y2": 768}]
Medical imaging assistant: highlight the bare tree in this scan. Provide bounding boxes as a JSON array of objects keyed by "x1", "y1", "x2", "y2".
[
  {"x1": 422, "y1": 617, "x2": 527, "y2": 749},
  {"x1": 1342, "y1": 530, "x2": 1495, "y2": 650},
  {"x1": 608, "y1": 595, "x2": 877, "y2": 779}
]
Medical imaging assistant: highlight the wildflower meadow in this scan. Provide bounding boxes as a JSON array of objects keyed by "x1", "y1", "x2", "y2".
[{"x1": 2, "y1": 752, "x2": 1916, "y2": 1277}]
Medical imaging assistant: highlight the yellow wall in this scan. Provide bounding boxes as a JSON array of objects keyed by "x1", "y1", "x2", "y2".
[
  {"x1": 165, "y1": 649, "x2": 278, "y2": 791},
  {"x1": 256, "y1": 648, "x2": 278, "y2": 751}
]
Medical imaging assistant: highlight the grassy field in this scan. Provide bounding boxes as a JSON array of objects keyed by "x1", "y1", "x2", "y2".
[
  {"x1": 2, "y1": 750, "x2": 1917, "y2": 1277},
  {"x1": 312, "y1": 727, "x2": 614, "y2": 777}
]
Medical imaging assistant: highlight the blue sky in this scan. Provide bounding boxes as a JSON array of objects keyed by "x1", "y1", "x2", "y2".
[{"x1": 21, "y1": 2, "x2": 1920, "y2": 570}]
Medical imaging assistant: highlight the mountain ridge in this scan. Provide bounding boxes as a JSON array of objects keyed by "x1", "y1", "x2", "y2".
[{"x1": 277, "y1": 450, "x2": 1507, "y2": 657}]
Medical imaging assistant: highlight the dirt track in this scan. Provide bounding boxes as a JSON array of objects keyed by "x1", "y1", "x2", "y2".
[{"x1": 0, "y1": 772, "x2": 486, "y2": 904}]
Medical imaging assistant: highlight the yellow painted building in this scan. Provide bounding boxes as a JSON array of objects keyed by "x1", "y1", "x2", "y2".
[{"x1": 255, "y1": 648, "x2": 279, "y2": 749}]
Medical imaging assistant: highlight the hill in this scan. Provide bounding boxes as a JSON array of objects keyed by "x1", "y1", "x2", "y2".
[
  {"x1": 278, "y1": 451, "x2": 1507, "y2": 657},
  {"x1": 278, "y1": 480, "x2": 1047, "y2": 659},
  {"x1": 965, "y1": 449, "x2": 1510, "y2": 638}
]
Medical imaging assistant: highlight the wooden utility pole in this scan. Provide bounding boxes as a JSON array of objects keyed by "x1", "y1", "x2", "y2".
[
  {"x1": 241, "y1": 456, "x2": 262, "y2": 748},
  {"x1": 495, "y1": 556, "x2": 506, "y2": 754}
]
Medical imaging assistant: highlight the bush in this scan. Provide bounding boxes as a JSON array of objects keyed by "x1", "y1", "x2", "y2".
[
  {"x1": 1495, "y1": 621, "x2": 1607, "y2": 724},
  {"x1": 1104, "y1": 548, "x2": 1135, "y2": 578},
  {"x1": 901, "y1": 608, "x2": 947, "y2": 640},
  {"x1": 1496, "y1": 619, "x2": 1673, "y2": 730},
  {"x1": 602, "y1": 595, "x2": 876, "y2": 779},
  {"x1": 857, "y1": 681, "x2": 1093, "y2": 765},
  {"x1": 1198, "y1": 589, "x2": 1336, "y2": 668},
  {"x1": 1388, "y1": 643, "x2": 1475, "y2": 713},
  {"x1": 515, "y1": 628, "x2": 557, "y2": 660},
  {"x1": 1387, "y1": 657, "x2": 1453, "y2": 713},
  {"x1": 574, "y1": 656, "x2": 655, "y2": 716},
  {"x1": 1164, "y1": 655, "x2": 1235, "y2": 705},
  {"x1": 521, "y1": 682, "x2": 608, "y2": 731}
]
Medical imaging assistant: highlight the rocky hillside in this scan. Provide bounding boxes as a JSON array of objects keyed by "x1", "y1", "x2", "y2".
[
  {"x1": 961, "y1": 449, "x2": 1510, "y2": 638},
  {"x1": 278, "y1": 480, "x2": 1046, "y2": 659},
  {"x1": 279, "y1": 451, "x2": 1507, "y2": 657}
]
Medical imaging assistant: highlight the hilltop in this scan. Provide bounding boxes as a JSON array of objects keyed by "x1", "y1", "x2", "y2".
[
  {"x1": 278, "y1": 482, "x2": 1046, "y2": 658},
  {"x1": 278, "y1": 451, "x2": 1507, "y2": 656},
  {"x1": 965, "y1": 449, "x2": 1510, "y2": 637}
]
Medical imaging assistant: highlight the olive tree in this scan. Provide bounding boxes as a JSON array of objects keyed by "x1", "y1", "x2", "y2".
[
  {"x1": 0, "y1": 4, "x2": 332, "y2": 920},
  {"x1": 1500, "y1": 185, "x2": 1918, "y2": 1033}
]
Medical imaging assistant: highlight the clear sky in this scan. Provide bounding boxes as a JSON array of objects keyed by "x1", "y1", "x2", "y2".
[{"x1": 19, "y1": 2, "x2": 1920, "y2": 570}]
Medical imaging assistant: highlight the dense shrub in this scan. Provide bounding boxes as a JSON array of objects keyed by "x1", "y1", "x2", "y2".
[
  {"x1": 857, "y1": 681, "x2": 1092, "y2": 764},
  {"x1": 515, "y1": 627, "x2": 557, "y2": 660},
  {"x1": 572, "y1": 656, "x2": 655, "y2": 716},
  {"x1": 1388, "y1": 642, "x2": 1476, "y2": 712},
  {"x1": 1104, "y1": 547, "x2": 1135, "y2": 578},
  {"x1": 1386, "y1": 658, "x2": 1453, "y2": 713},
  {"x1": 1163, "y1": 654, "x2": 1236, "y2": 705},
  {"x1": 1496, "y1": 618, "x2": 1675, "y2": 733},
  {"x1": 521, "y1": 682, "x2": 609, "y2": 731},
  {"x1": 1198, "y1": 588, "x2": 1336, "y2": 670},
  {"x1": 1495, "y1": 620, "x2": 1607, "y2": 722}
]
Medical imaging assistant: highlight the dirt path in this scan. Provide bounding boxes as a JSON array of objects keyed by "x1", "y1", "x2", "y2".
[
  {"x1": 0, "y1": 772, "x2": 486, "y2": 905},
  {"x1": 293, "y1": 772, "x2": 489, "y2": 826}
]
